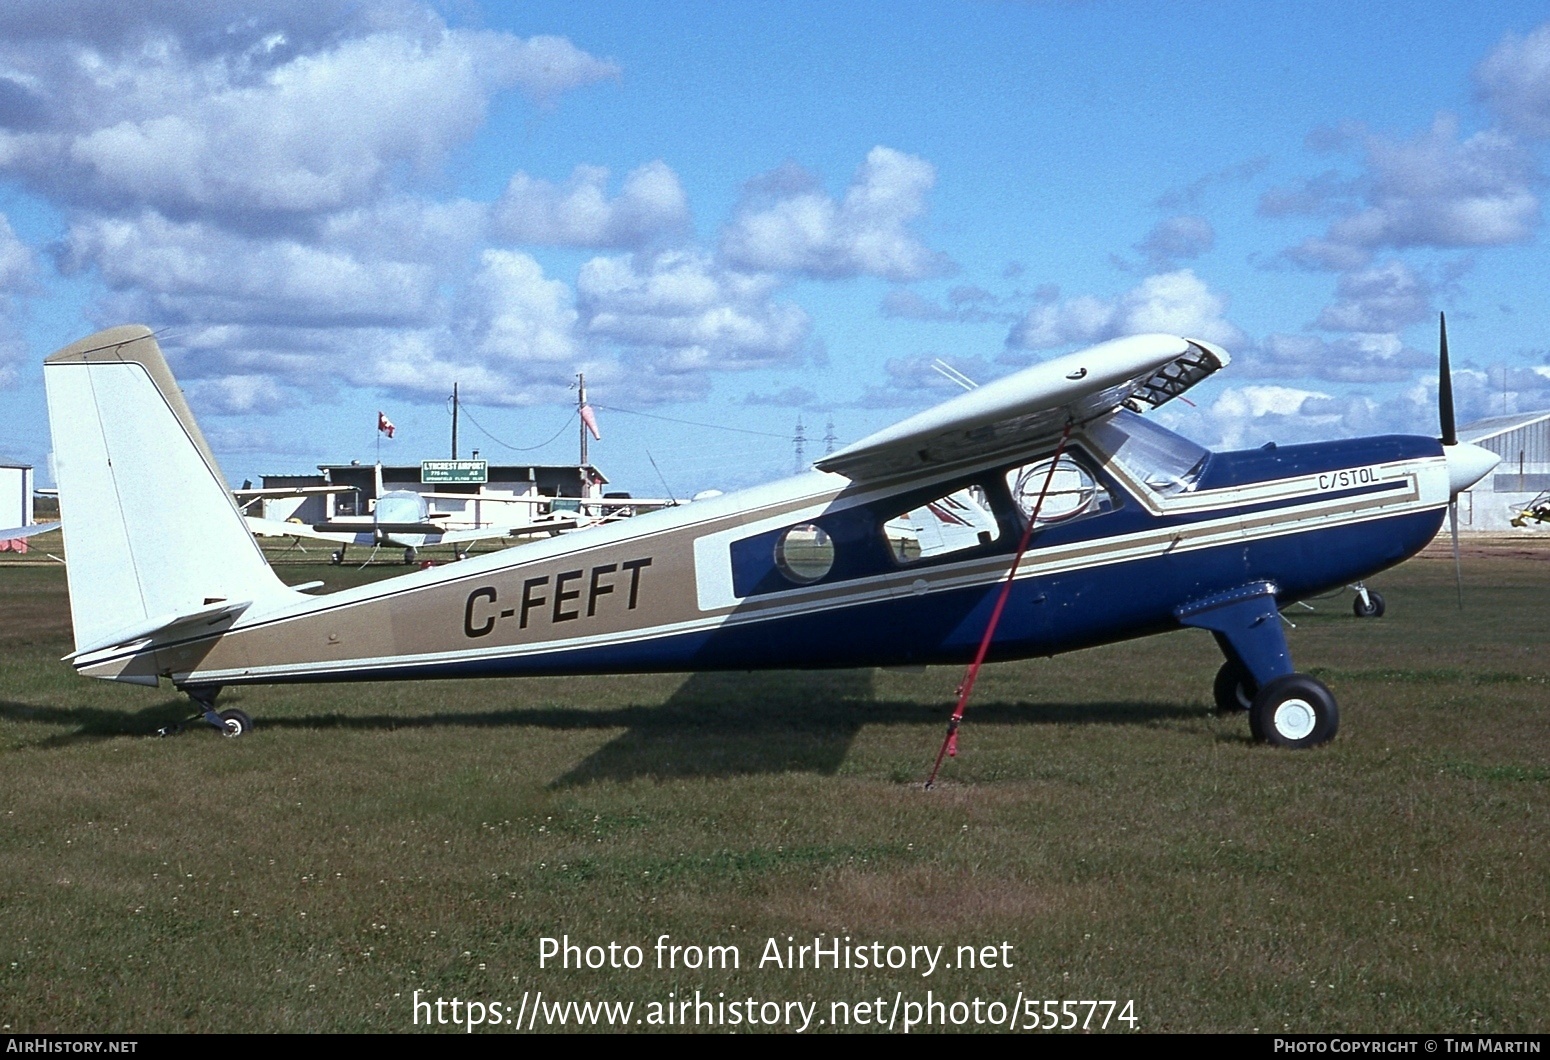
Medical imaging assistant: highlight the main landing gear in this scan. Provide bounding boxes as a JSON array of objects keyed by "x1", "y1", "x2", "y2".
[
  {"x1": 1212, "y1": 659, "x2": 1255, "y2": 713},
  {"x1": 1179, "y1": 581, "x2": 1339, "y2": 748},
  {"x1": 1247, "y1": 673, "x2": 1339, "y2": 748},
  {"x1": 160, "y1": 686, "x2": 253, "y2": 738}
]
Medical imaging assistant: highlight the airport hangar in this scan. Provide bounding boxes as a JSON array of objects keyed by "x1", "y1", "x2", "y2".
[{"x1": 1456, "y1": 410, "x2": 1550, "y2": 531}]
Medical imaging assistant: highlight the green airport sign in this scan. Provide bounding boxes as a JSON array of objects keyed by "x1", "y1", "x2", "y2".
[{"x1": 421, "y1": 460, "x2": 488, "y2": 484}]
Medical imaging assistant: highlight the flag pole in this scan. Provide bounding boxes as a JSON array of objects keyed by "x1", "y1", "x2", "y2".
[{"x1": 577, "y1": 372, "x2": 588, "y2": 468}]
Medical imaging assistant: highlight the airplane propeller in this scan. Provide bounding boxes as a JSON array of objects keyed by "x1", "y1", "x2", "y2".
[{"x1": 1439, "y1": 312, "x2": 1464, "y2": 609}]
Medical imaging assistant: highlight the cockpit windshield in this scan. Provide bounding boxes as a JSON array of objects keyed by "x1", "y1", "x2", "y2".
[{"x1": 1085, "y1": 410, "x2": 1209, "y2": 496}]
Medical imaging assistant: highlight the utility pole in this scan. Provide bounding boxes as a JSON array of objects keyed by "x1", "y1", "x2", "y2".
[
  {"x1": 451, "y1": 382, "x2": 459, "y2": 459},
  {"x1": 793, "y1": 416, "x2": 806, "y2": 474},
  {"x1": 578, "y1": 372, "x2": 588, "y2": 467}
]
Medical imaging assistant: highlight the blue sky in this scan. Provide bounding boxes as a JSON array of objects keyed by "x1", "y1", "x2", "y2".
[{"x1": 1, "y1": 0, "x2": 1549, "y2": 496}]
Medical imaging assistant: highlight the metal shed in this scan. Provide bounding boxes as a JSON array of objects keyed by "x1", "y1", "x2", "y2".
[
  {"x1": 0, "y1": 463, "x2": 33, "y2": 531},
  {"x1": 1456, "y1": 410, "x2": 1550, "y2": 530}
]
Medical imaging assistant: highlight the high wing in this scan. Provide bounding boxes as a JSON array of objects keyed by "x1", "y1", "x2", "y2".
[
  {"x1": 433, "y1": 520, "x2": 579, "y2": 544},
  {"x1": 816, "y1": 333, "x2": 1228, "y2": 481},
  {"x1": 244, "y1": 517, "x2": 365, "y2": 546},
  {"x1": 231, "y1": 484, "x2": 356, "y2": 512},
  {"x1": 0, "y1": 522, "x2": 61, "y2": 540}
]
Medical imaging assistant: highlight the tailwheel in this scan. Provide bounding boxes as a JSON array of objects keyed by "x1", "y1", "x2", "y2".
[
  {"x1": 1249, "y1": 673, "x2": 1338, "y2": 748},
  {"x1": 216, "y1": 708, "x2": 253, "y2": 738},
  {"x1": 1212, "y1": 660, "x2": 1255, "y2": 713}
]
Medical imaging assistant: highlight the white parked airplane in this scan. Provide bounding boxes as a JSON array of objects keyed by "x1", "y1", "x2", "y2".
[{"x1": 245, "y1": 487, "x2": 581, "y2": 564}]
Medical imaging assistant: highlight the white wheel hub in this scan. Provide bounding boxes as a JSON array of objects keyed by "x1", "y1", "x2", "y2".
[{"x1": 1273, "y1": 698, "x2": 1317, "y2": 741}]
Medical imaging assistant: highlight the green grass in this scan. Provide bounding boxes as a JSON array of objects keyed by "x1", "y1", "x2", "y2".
[{"x1": 0, "y1": 541, "x2": 1548, "y2": 1032}]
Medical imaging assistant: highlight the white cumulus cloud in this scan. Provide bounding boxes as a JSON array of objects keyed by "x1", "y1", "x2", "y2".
[
  {"x1": 1272, "y1": 116, "x2": 1539, "y2": 270},
  {"x1": 1133, "y1": 215, "x2": 1215, "y2": 270},
  {"x1": 1007, "y1": 269, "x2": 1244, "y2": 352},
  {"x1": 0, "y1": 212, "x2": 33, "y2": 387},
  {"x1": 63, "y1": 211, "x2": 438, "y2": 327},
  {"x1": 1314, "y1": 259, "x2": 1433, "y2": 334},
  {"x1": 720, "y1": 146, "x2": 951, "y2": 281},
  {"x1": 494, "y1": 161, "x2": 690, "y2": 248},
  {"x1": 0, "y1": 18, "x2": 617, "y2": 224},
  {"x1": 1476, "y1": 21, "x2": 1550, "y2": 139},
  {"x1": 578, "y1": 250, "x2": 811, "y2": 376}
]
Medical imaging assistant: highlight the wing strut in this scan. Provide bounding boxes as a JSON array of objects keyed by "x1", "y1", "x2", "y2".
[{"x1": 925, "y1": 421, "x2": 1073, "y2": 790}]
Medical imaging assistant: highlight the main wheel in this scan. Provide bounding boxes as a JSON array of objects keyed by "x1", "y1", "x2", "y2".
[
  {"x1": 1249, "y1": 674, "x2": 1338, "y2": 748},
  {"x1": 216, "y1": 708, "x2": 253, "y2": 738},
  {"x1": 1352, "y1": 590, "x2": 1385, "y2": 618},
  {"x1": 1213, "y1": 660, "x2": 1255, "y2": 713}
]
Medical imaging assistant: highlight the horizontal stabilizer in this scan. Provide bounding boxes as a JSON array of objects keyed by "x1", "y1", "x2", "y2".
[
  {"x1": 817, "y1": 334, "x2": 1229, "y2": 481},
  {"x1": 64, "y1": 599, "x2": 251, "y2": 661}
]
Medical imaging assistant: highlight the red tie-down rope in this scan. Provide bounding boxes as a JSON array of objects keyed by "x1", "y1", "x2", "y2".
[{"x1": 925, "y1": 421, "x2": 1074, "y2": 790}]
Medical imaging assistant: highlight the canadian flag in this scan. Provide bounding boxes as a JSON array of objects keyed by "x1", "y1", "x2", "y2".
[
  {"x1": 377, "y1": 411, "x2": 396, "y2": 438},
  {"x1": 580, "y1": 403, "x2": 601, "y2": 441}
]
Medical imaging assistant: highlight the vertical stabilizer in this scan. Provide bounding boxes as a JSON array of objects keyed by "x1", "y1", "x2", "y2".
[{"x1": 43, "y1": 326, "x2": 292, "y2": 657}]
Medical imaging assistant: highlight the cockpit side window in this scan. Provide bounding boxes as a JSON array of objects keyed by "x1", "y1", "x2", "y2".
[
  {"x1": 1085, "y1": 410, "x2": 1208, "y2": 496},
  {"x1": 883, "y1": 486, "x2": 1001, "y2": 565}
]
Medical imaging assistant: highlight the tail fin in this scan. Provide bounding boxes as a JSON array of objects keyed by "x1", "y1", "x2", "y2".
[{"x1": 43, "y1": 326, "x2": 293, "y2": 662}]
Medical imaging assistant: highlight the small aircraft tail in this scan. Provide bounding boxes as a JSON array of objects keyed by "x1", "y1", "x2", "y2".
[{"x1": 43, "y1": 326, "x2": 294, "y2": 667}]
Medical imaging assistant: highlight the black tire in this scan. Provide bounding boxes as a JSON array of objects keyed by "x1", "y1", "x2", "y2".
[
  {"x1": 216, "y1": 708, "x2": 253, "y2": 738},
  {"x1": 1213, "y1": 660, "x2": 1255, "y2": 713},
  {"x1": 1352, "y1": 590, "x2": 1386, "y2": 618},
  {"x1": 1249, "y1": 673, "x2": 1338, "y2": 748},
  {"x1": 330, "y1": 550, "x2": 344, "y2": 565}
]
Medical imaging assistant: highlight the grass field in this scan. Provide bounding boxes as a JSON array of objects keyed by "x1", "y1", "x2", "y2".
[{"x1": 0, "y1": 535, "x2": 1546, "y2": 1033}]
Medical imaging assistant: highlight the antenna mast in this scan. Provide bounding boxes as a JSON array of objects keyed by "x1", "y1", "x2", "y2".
[{"x1": 451, "y1": 382, "x2": 459, "y2": 459}]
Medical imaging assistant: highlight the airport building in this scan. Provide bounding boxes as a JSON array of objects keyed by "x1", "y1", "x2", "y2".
[
  {"x1": 1456, "y1": 410, "x2": 1550, "y2": 530},
  {"x1": 258, "y1": 459, "x2": 611, "y2": 529}
]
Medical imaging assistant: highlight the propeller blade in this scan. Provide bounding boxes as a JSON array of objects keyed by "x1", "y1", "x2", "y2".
[
  {"x1": 1449, "y1": 499, "x2": 1463, "y2": 610},
  {"x1": 1439, "y1": 312, "x2": 1456, "y2": 446}
]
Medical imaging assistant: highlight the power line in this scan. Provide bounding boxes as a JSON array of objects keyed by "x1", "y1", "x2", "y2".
[
  {"x1": 450, "y1": 399, "x2": 578, "y2": 453},
  {"x1": 589, "y1": 402, "x2": 791, "y2": 439}
]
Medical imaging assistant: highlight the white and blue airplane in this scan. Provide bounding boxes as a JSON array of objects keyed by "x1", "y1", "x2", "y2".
[{"x1": 41, "y1": 322, "x2": 1496, "y2": 747}]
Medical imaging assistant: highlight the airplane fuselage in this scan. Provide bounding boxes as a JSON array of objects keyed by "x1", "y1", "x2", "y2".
[{"x1": 75, "y1": 422, "x2": 1450, "y2": 690}]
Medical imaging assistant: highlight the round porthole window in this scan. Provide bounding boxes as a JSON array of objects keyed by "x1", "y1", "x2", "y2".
[
  {"x1": 774, "y1": 523, "x2": 835, "y2": 584},
  {"x1": 1007, "y1": 456, "x2": 1102, "y2": 523}
]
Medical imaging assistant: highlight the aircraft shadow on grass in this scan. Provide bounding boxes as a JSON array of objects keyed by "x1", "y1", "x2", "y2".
[{"x1": 0, "y1": 669, "x2": 1204, "y2": 780}]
